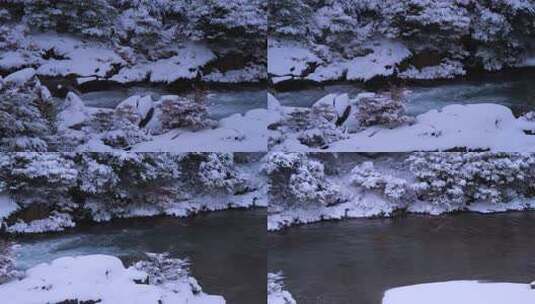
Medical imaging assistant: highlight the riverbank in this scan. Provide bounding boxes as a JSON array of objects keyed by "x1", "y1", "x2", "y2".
[
  {"x1": 268, "y1": 92, "x2": 535, "y2": 152},
  {"x1": 0, "y1": 254, "x2": 226, "y2": 304},
  {"x1": 7, "y1": 208, "x2": 266, "y2": 304}
]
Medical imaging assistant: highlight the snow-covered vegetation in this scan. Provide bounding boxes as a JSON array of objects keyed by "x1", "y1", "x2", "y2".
[
  {"x1": 0, "y1": 0, "x2": 266, "y2": 85},
  {"x1": 268, "y1": 92, "x2": 535, "y2": 152},
  {"x1": 0, "y1": 152, "x2": 267, "y2": 233},
  {"x1": 267, "y1": 152, "x2": 535, "y2": 230},
  {"x1": 268, "y1": 0, "x2": 535, "y2": 84},
  {"x1": 0, "y1": 241, "x2": 21, "y2": 284},
  {"x1": 0, "y1": 254, "x2": 225, "y2": 304},
  {"x1": 268, "y1": 272, "x2": 296, "y2": 304}
]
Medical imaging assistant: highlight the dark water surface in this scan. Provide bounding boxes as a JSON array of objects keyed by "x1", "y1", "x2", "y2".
[
  {"x1": 268, "y1": 212, "x2": 535, "y2": 304},
  {"x1": 14, "y1": 209, "x2": 266, "y2": 304}
]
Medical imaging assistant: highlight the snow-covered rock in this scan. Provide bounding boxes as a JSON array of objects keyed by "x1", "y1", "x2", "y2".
[
  {"x1": 0, "y1": 255, "x2": 225, "y2": 304},
  {"x1": 3, "y1": 68, "x2": 36, "y2": 86},
  {"x1": 57, "y1": 92, "x2": 90, "y2": 129},
  {"x1": 382, "y1": 281, "x2": 535, "y2": 304}
]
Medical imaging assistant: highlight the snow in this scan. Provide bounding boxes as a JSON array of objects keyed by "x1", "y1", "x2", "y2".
[
  {"x1": 6, "y1": 212, "x2": 76, "y2": 234},
  {"x1": 346, "y1": 39, "x2": 411, "y2": 81},
  {"x1": 149, "y1": 43, "x2": 215, "y2": 83},
  {"x1": 57, "y1": 92, "x2": 90, "y2": 129},
  {"x1": 271, "y1": 92, "x2": 535, "y2": 152},
  {"x1": 268, "y1": 43, "x2": 320, "y2": 77},
  {"x1": 0, "y1": 255, "x2": 225, "y2": 304},
  {"x1": 268, "y1": 273, "x2": 296, "y2": 304},
  {"x1": 382, "y1": 281, "x2": 535, "y2": 304},
  {"x1": 0, "y1": 194, "x2": 18, "y2": 226},
  {"x1": 28, "y1": 34, "x2": 126, "y2": 78},
  {"x1": 0, "y1": 51, "x2": 28, "y2": 70},
  {"x1": 130, "y1": 109, "x2": 276, "y2": 152},
  {"x1": 3, "y1": 68, "x2": 36, "y2": 86}
]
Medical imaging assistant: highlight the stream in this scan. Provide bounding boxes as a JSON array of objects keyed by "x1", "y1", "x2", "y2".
[
  {"x1": 12, "y1": 209, "x2": 266, "y2": 304},
  {"x1": 273, "y1": 78, "x2": 535, "y2": 115},
  {"x1": 268, "y1": 211, "x2": 535, "y2": 304},
  {"x1": 75, "y1": 86, "x2": 266, "y2": 120}
]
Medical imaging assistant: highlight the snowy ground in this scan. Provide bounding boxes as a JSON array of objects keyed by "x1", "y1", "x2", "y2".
[
  {"x1": 268, "y1": 93, "x2": 535, "y2": 152},
  {"x1": 0, "y1": 254, "x2": 225, "y2": 304},
  {"x1": 0, "y1": 33, "x2": 264, "y2": 84},
  {"x1": 268, "y1": 39, "x2": 464, "y2": 85},
  {"x1": 382, "y1": 281, "x2": 535, "y2": 304}
]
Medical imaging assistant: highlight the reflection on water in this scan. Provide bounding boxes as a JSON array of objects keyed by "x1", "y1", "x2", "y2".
[
  {"x1": 14, "y1": 209, "x2": 266, "y2": 304},
  {"x1": 274, "y1": 78, "x2": 535, "y2": 115},
  {"x1": 78, "y1": 86, "x2": 266, "y2": 120},
  {"x1": 268, "y1": 212, "x2": 535, "y2": 304}
]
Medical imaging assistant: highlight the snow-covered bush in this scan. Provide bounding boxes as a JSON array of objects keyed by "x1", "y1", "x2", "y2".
[
  {"x1": 133, "y1": 253, "x2": 191, "y2": 287},
  {"x1": 179, "y1": 153, "x2": 247, "y2": 195},
  {"x1": 0, "y1": 69, "x2": 56, "y2": 152},
  {"x1": 298, "y1": 101, "x2": 348, "y2": 148},
  {"x1": 356, "y1": 91, "x2": 414, "y2": 128},
  {"x1": 268, "y1": 272, "x2": 296, "y2": 304},
  {"x1": 0, "y1": 153, "x2": 78, "y2": 209},
  {"x1": 101, "y1": 117, "x2": 148, "y2": 149},
  {"x1": 407, "y1": 152, "x2": 535, "y2": 209},
  {"x1": 350, "y1": 161, "x2": 410, "y2": 203},
  {"x1": 265, "y1": 153, "x2": 344, "y2": 209},
  {"x1": 0, "y1": 241, "x2": 21, "y2": 284},
  {"x1": 78, "y1": 153, "x2": 182, "y2": 210},
  {"x1": 269, "y1": 0, "x2": 535, "y2": 77},
  {"x1": 198, "y1": 153, "x2": 247, "y2": 193},
  {"x1": 157, "y1": 96, "x2": 214, "y2": 131}
]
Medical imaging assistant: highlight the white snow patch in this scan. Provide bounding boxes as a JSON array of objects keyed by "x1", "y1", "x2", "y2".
[
  {"x1": 0, "y1": 255, "x2": 225, "y2": 304},
  {"x1": 383, "y1": 281, "x2": 535, "y2": 304},
  {"x1": 131, "y1": 108, "x2": 277, "y2": 152},
  {"x1": 268, "y1": 43, "x2": 320, "y2": 77},
  {"x1": 3, "y1": 68, "x2": 36, "y2": 85},
  {"x1": 346, "y1": 39, "x2": 411, "y2": 81},
  {"x1": 149, "y1": 43, "x2": 215, "y2": 83}
]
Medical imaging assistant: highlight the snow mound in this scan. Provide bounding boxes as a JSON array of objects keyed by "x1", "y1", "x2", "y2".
[
  {"x1": 3, "y1": 68, "x2": 36, "y2": 86},
  {"x1": 346, "y1": 39, "x2": 411, "y2": 81},
  {"x1": 268, "y1": 43, "x2": 320, "y2": 78},
  {"x1": 131, "y1": 108, "x2": 276, "y2": 152},
  {"x1": 0, "y1": 255, "x2": 225, "y2": 304},
  {"x1": 57, "y1": 92, "x2": 90, "y2": 129},
  {"x1": 383, "y1": 281, "x2": 535, "y2": 304}
]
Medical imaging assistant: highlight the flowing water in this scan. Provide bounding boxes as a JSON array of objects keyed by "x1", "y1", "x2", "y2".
[
  {"x1": 274, "y1": 78, "x2": 535, "y2": 115},
  {"x1": 268, "y1": 212, "x2": 535, "y2": 304},
  {"x1": 13, "y1": 209, "x2": 266, "y2": 304},
  {"x1": 80, "y1": 86, "x2": 266, "y2": 120}
]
